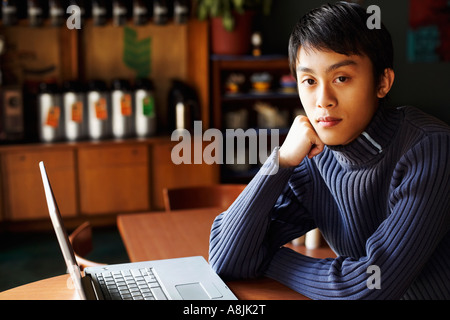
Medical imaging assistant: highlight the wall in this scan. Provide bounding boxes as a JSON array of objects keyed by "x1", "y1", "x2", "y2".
[
  {"x1": 0, "y1": 21, "x2": 190, "y2": 136},
  {"x1": 81, "y1": 22, "x2": 189, "y2": 131},
  {"x1": 259, "y1": 0, "x2": 450, "y2": 124}
]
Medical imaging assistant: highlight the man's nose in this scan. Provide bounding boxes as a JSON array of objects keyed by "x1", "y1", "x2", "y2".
[{"x1": 317, "y1": 84, "x2": 337, "y2": 108}]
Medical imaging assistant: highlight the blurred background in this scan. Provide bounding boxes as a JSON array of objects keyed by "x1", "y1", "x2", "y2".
[{"x1": 0, "y1": 0, "x2": 449, "y2": 292}]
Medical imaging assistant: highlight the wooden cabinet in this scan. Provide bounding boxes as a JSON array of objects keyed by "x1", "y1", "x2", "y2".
[
  {"x1": 0, "y1": 138, "x2": 219, "y2": 227},
  {"x1": 1, "y1": 149, "x2": 77, "y2": 220},
  {"x1": 78, "y1": 144, "x2": 150, "y2": 215}
]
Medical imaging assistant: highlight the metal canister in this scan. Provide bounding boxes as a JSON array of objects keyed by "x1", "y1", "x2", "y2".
[
  {"x1": 113, "y1": 0, "x2": 128, "y2": 26},
  {"x1": 92, "y1": 0, "x2": 108, "y2": 26},
  {"x1": 134, "y1": 78, "x2": 156, "y2": 137},
  {"x1": 62, "y1": 80, "x2": 87, "y2": 141},
  {"x1": 111, "y1": 79, "x2": 134, "y2": 139},
  {"x1": 2, "y1": 0, "x2": 18, "y2": 26},
  {"x1": 133, "y1": 0, "x2": 149, "y2": 25},
  {"x1": 87, "y1": 80, "x2": 111, "y2": 140},
  {"x1": 37, "y1": 82, "x2": 63, "y2": 142},
  {"x1": 153, "y1": 0, "x2": 168, "y2": 25}
]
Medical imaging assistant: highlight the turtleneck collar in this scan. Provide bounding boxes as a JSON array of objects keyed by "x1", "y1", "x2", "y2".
[{"x1": 327, "y1": 106, "x2": 402, "y2": 167}]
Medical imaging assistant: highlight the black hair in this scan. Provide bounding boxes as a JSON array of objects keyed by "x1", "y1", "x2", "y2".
[{"x1": 288, "y1": 2, "x2": 394, "y2": 86}]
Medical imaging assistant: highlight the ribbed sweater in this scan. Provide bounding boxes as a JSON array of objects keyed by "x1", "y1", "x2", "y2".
[{"x1": 209, "y1": 106, "x2": 450, "y2": 300}]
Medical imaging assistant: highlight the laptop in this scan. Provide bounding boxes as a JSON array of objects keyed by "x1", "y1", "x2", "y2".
[{"x1": 39, "y1": 161, "x2": 237, "y2": 300}]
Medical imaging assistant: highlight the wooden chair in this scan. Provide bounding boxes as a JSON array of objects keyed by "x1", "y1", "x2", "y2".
[
  {"x1": 68, "y1": 221, "x2": 106, "y2": 270},
  {"x1": 163, "y1": 184, "x2": 247, "y2": 211}
]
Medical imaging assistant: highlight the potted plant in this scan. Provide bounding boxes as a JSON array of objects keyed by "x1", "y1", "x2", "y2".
[{"x1": 195, "y1": 0, "x2": 272, "y2": 55}]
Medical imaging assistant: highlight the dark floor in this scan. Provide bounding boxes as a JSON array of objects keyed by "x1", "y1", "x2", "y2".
[{"x1": 0, "y1": 226, "x2": 130, "y2": 292}]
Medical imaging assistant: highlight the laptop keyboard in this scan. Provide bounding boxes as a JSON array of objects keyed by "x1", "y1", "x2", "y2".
[{"x1": 96, "y1": 267, "x2": 167, "y2": 300}]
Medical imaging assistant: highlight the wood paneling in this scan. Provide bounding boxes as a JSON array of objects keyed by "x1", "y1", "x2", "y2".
[
  {"x1": 0, "y1": 25, "x2": 62, "y2": 82},
  {"x1": 2, "y1": 149, "x2": 77, "y2": 220},
  {"x1": 81, "y1": 22, "x2": 189, "y2": 132},
  {"x1": 77, "y1": 144, "x2": 150, "y2": 215},
  {"x1": 187, "y1": 20, "x2": 210, "y2": 129}
]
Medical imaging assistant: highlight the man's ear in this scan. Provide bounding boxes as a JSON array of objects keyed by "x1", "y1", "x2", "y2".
[{"x1": 377, "y1": 68, "x2": 395, "y2": 99}]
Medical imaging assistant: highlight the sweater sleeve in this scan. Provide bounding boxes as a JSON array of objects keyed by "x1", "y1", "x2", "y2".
[
  {"x1": 264, "y1": 134, "x2": 450, "y2": 299},
  {"x1": 208, "y1": 147, "x2": 316, "y2": 279}
]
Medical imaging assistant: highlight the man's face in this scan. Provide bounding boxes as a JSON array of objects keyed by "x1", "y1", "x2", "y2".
[{"x1": 296, "y1": 47, "x2": 380, "y2": 146}]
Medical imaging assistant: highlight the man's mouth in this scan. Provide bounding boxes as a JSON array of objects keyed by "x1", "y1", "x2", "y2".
[{"x1": 317, "y1": 117, "x2": 342, "y2": 128}]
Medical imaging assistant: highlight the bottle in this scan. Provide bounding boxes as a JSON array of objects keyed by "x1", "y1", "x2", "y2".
[
  {"x1": 111, "y1": 79, "x2": 134, "y2": 139},
  {"x1": 92, "y1": 0, "x2": 108, "y2": 26},
  {"x1": 305, "y1": 228, "x2": 322, "y2": 249},
  {"x1": 168, "y1": 80, "x2": 200, "y2": 132},
  {"x1": 62, "y1": 80, "x2": 87, "y2": 141},
  {"x1": 28, "y1": 0, "x2": 44, "y2": 27},
  {"x1": 113, "y1": 0, "x2": 128, "y2": 26},
  {"x1": 2, "y1": 0, "x2": 18, "y2": 26},
  {"x1": 49, "y1": 0, "x2": 64, "y2": 27},
  {"x1": 153, "y1": 0, "x2": 168, "y2": 25},
  {"x1": 133, "y1": 0, "x2": 149, "y2": 25},
  {"x1": 87, "y1": 80, "x2": 111, "y2": 140},
  {"x1": 134, "y1": 78, "x2": 156, "y2": 137},
  {"x1": 174, "y1": 0, "x2": 188, "y2": 24},
  {"x1": 37, "y1": 82, "x2": 63, "y2": 143}
]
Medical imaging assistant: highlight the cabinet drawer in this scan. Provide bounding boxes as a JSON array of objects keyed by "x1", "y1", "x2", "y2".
[
  {"x1": 78, "y1": 145, "x2": 147, "y2": 168},
  {"x1": 3, "y1": 150, "x2": 77, "y2": 220},
  {"x1": 5, "y1": 149, "x2": 74, "y2": 171},
  {"x1": 78, "y1": 145, "x2": 150, "y2": 215}
]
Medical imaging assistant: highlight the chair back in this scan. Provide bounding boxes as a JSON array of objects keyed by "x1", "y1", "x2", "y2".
[
  {"x1": 163, "y1": 184, "x2": 246, "y2": 211},
  {"x1": 69, "y1": 221, "x2": 106, "y2": 270}
]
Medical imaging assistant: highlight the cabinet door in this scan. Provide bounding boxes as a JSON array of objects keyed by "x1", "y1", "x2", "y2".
[
  {"x1": 151, "y1": 141, "x2": 219, "y2": 210},
  {"x1": 2, "y1": 150, "x2": 77, "y2": 220},
  {"x1": 78, "y1": 145, "x2": 150, "y2": 215}
]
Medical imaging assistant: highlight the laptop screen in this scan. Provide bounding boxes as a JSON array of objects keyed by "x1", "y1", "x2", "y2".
[{"x1": 39, "y1": 161, "x2": 87, "y2": 300}]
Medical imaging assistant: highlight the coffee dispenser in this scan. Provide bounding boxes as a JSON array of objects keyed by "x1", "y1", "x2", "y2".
[
  {"x1": 0, "y1": 86, "x2": 24, "y2": 142},
  {"x1": 134, "y1": 78, "x2": 156, "y2": 137},
  {"x1": 37, "y1": 82, "x2": 63, "y2": 142},
  {"x1": 87, "y1": 80, "x2": 111, "y2": 140},
  {"x1": 168, "y1": 80, "x2": 201, "y2": 132},
  {"x1": 111, "y1": 78, "x2": 134, "y2": 138},
  {"x1": 62, "y1": 80, "x2": 87, "y2": 141}
]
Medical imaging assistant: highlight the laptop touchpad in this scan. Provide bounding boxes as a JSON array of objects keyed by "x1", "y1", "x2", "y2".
[{"x1": 176, "y1": 283, "x2": 211, "y2": 300}]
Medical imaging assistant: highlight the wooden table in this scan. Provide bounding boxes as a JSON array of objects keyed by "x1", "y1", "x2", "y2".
[
  {"x1": 0, "y1": 207, "x2": 335, "y2": 300},
  {"x1": 0, "y1": 275, "x2": 76, "y2": 300},
  {"x1": 117, "y1": 207, "x2": 335, "y2": 300}
]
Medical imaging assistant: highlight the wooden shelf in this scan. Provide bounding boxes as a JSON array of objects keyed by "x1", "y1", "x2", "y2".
[
  {"x1": 211, "y1": 55, "x2": 301, "y2": 183},
  {"x1": 211, "y1": 55, "x2": 301, "y2": 128},
  {"x1": 222, "y1": 91, "x2": 298, "y2": 102},
  {"x1": 211, "y1": 54, "x2": 291, "y2": 69}
]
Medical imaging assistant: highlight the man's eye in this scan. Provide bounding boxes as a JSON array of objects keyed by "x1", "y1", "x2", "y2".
[
  {"x1": 335, "y1": 76, "x2": 349, "y2": 83},
  {"x1": 302, "y1": 79, "x2": 316, "y2": 85}
]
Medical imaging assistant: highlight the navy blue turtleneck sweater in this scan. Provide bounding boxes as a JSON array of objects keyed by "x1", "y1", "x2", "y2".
[{"x1": 209, "y1": 106, "x2": 450, "y2": 300}]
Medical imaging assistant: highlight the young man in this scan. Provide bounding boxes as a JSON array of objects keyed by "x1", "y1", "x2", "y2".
[{"x1": 209, "y1": 2, "x2": 450, "y2": 299}]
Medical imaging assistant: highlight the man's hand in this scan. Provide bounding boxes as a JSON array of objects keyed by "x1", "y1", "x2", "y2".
[{"x1": 278, "y1": 115, "x2": 325, "y2": 168}]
